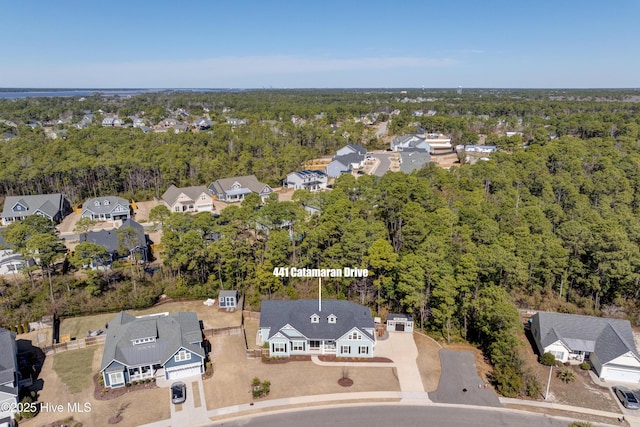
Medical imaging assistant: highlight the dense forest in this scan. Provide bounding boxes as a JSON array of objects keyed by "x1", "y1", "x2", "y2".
[{"x1": 1, "y1": 88, "x2": 640, "y2": 396}]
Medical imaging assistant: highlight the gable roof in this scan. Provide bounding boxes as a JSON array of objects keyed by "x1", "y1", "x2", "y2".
[
  {"x1": 534, "y1": 311, "x2": 639, "y2": 364},
  {"x1": 342, "y1": 144, "x2": 367, "y2": 155},
  {"x1": 2, "y1": 194, "x2": 67, "y2": 219},
  {"x1": 161, "y1": 185, "x2": 211, "y2": 206},
  {"x1": 100, "y1": 311, "x2": 204, "y2": 372},
  {"x1": 260, "y1": 299, "x2": 374, "y2": 342},
  {"x1": 0, "y1": 328, "x2": 18, "y2": 392},
  {"x1": 334, "y1": 152, "x2": 364, "y2": 166},
  {"x1": 80, "y1": 219, "x2": 146, "y2": 253},
  {"x1": 400, "y1": 150, "x2": 431, "y2": 173},
  {"x1": 82, "y1": 196, "x2": 130, "y2": 215},
  {"x1": 209, "y1": 175, "x2": 271, "y2": 195}
]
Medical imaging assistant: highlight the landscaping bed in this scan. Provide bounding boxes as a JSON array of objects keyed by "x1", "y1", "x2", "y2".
[
  {"x1": 93, "y1": 374, "x2": 158, "y2": 400},
  {"x1": 318, "y1": 355, "x2": 393, "y2": 363},
  {"x1": 262, "y1": 355, "x2": 311, "y2": 363}
]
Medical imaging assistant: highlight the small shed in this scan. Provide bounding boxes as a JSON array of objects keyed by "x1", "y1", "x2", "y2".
[
  {"x1": 386, "y1": 314, "x2": 414, "y2": 333},
  {"x1": 218, "y1": 290, "x2": 239, "y2": 311}
]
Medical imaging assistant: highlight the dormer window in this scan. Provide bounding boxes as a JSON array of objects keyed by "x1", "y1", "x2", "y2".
[
  {"x1": 328, "y1": 314, "x2": 337, "y2": 324},
  {"x1": 133, "y1": 337, "x2": 156, "y2": 345},
  {"x1": 104, "y1": 199, "x2": 110, "y2": 205},
  {"x1": 94, "y1": 200, "x2": 101, "y2": 206},
  {"x1": 310, "y1": 314, "x2": 319, "y2": 324}
]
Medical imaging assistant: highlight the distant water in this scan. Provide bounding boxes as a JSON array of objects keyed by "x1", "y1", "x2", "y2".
[{"x1": 0, "y1": 88, "x2": 240, "y2": 99}]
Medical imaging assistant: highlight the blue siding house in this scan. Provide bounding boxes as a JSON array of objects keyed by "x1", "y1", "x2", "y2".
[
  {"x1": 259, "y1": 300, "x2": 376, "y2": 358},
  {"x1": 100, "y1": 311, "x2": 205, "y2": 388},
  {"x1": 0, "y1": 327, "x2": 19, "y2": 425}
]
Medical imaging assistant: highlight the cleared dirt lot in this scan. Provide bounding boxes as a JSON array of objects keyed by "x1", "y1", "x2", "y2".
[{"x1": 414, "y1": 332, "x2": 442, "y2": 392}]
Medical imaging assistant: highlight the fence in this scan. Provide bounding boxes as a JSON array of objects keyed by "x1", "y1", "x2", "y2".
[
  {"x1": 203, "y1": 326, "x2": 243, "y2": 338},
  {"x1": 42, "y1": 334, "x2": 106, "y2": 355},
  {"x1": 242, "y1": 310, "x2": 260, "y2": 321},
  {"x1": 246, "y1": 348, "x2": 269, "y2": 358}
]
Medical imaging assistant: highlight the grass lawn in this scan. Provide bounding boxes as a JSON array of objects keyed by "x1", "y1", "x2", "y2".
[{"x1": 53, "y1": 347, "x2": 96, "y2": 394}]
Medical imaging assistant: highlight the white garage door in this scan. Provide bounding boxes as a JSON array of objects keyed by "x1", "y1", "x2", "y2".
[
  {"x1": 166, "y1": 365, "x2": 201, "y2": 380},
  {"x1": 605, "y1": 368, "x2": 640, "y2": 383}
]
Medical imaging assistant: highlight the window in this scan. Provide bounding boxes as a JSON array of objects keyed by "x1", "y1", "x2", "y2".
[
  {"x1": 174, "y1": 350, "x2": 192, "y2": 362},
  {"x1": 200, "y1": 194, "x2": 207, "y2": 200},
  {"x1": 310, "y1": 314, "x2": 319, "y2": 324},
  {"x1": 328, "y1": 314, "x2": 336, "y2": 324},
  {"x1": 348, "y1": 331, "x2": 362, "y2": 340},
  {"x1": 341, "y1": 345, "x2": 351, "y2": 355},
  {"x1": 94, "y1": 200, "x2": 101, "y2": 206},
  {"x1": 272, "y1": 342, "x2": 286, "y2": 353},
  {"x1": 104, "y1": 199, "x2": 110, "y2": 205},
  {"x1": 292, "y1": 341, "x2": 305, "y2": 351},
  {"x1": 359, "y1": 346, "x2": 369, "y2": 355},
  {"x1": 174, "y1": 207, "x2": 180, "y2": 212},
  {"x1": 109, "y1": 372, "x2": 124, "y2": 385},
  {"x1": 309, "y1": 340, "x2": 321, "y2": 349},
  {"x1": 549, "y1": 350, "x2": 565, "y2": 360},
  {"x1": 133, "y1": 337, "x2": 155, "y2": 345}
]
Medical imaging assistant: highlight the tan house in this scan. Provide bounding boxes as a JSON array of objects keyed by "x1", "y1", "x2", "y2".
[{"x1": 161, "y1": 185, "x2": 214, "y2": 213}]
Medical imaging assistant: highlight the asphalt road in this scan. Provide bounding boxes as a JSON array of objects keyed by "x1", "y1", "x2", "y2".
[{"x1": 209, "y1": 405, "x2": 573, "y2": 427}]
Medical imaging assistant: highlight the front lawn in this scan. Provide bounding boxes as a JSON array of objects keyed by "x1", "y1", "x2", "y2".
[{"x1": 53, "y1": 347, "x2": 96, "y2": 394}]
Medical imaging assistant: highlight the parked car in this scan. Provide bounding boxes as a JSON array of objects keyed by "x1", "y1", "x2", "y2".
[
  {"x1": 614, "y1": 386, "x2": 640, "y2": 409},
  {"x1": 171, "y1": 381, "x2": 186, "y2": 404}
]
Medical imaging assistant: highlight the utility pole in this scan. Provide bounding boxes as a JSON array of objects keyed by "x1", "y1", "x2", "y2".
[{"x1": 545, "y1": 365, "x2": 553, "y2": 400}]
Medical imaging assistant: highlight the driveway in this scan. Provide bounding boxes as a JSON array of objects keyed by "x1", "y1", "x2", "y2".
[
  {"x1": 374, "y1": 332, "x2": 425, "y2": 393},
  {"x1": 142, "y1": 374, "x2": 208, "y2": 427},
  {"x1": 429, "y1": 349, "x2": 501, "y2": 407}
]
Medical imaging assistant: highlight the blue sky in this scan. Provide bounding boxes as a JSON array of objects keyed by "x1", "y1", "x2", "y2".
[{"x1": 1, "y1": 0, "x2": 639, "y2": 88}]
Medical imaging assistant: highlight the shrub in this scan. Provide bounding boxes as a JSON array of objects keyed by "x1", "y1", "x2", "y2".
[
  {"x1": 524, "y1": 375, "x2": 541, "y2": 398},
  {"x1": 579, "y1": 362, "x2": 590, "y2": 370},
  {"x1": 539, "y1": 352, "x2": 556, "y2": 366},
  {"x1": 557, "y1": 368, "x2": 577, "y2": 384},
  {"x1": 125, "y1": 383, "x2": 132, "y2": 387}
]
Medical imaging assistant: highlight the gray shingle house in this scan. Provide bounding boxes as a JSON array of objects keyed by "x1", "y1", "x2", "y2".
[
  {"x1": 0, "y1": 328, "x2": 19, "y2": 425},
  {"x1": 1, "y1": 193, "x2": 71, "y2": 226},
  {"x1": 335, "y1": 144, "x2": 366, "y2": 157},
  {"x1": 79, "y1": 219, "x2": 148, "y2": 268},
  {"x1": 209, "y1": 175, "x2": 273, "y2": 202},
  {"x1": 531, "y1": 311, "x2": 640, "y2": 382},
  {"x1": 161, "y1": 185, "x2": 214, "y2": 213},
  {"x1": 399, "y1": 150, "x2": 431, "y2": 173},
  {"x1": 258, "y1": 300, "x2": 376, "y2": 358},
  {"x1": 81, "y1": 196, "x2": 131, "y2": 221},
  {"x1": 0, "y1": 234, "x2": 34, "y2": 276},
  {"x1": 100, "y1": 311, "x2": 205, "y2": 387}
]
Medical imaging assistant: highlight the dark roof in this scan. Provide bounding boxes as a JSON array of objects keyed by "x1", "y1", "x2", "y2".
[
  {"x1": 80, "y1": 219, "x2": 146, "y2": 253},
  {"x1": 2, "y1": 194, "x2": 67, "y2": 220},
  {"x1": 0, "y1": 327, "x2": 18, "y2": 394},
  {"x1": 260, "y1": 299, "x2": 374, "y2": 341},
  {"x1": 344, "y1": 144, "x2": 367, "y2": 155},
  {"x1": 387, "y1": 313, "x2": 413, "y2": 321},
  {"x1": 100, "y1": 311, "x2": 204, "y2": 372},
  {"x1": 334, "y1": 152, "x2": 364, "y2": 166},
  {"x1": 533, "y1": 311, "x2": 639, "y2": 364},
  {"x1": 209, "y1": 175, "x2": 271, "y2": 195},
  {"x1": 82, "y1": 196, "x2": 130, "y2": 216}
]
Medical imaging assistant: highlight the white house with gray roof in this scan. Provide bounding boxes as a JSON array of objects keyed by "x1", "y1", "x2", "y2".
[
  {"x1": 1, "y1": 193, "x2": 71, "y2": 226},
  {"x1": 209, "y1": 175, "x2": 273, "y2": 203},
  {"x1": 284, "y1": 170, "x2": 328, "y2": 192},
  {"x1": 258, "y1": 299, "x2": 376, "y2": 358},
  {"x1": 531, "y1": 311, "x2": 640, "y2": 382},
  {"x1": 81, "y1": 196, "x2": 131, "y2": 221},
  {"x1": 161, "y1": 185, "x2": 214, "y2": 213},
  {"x1": 100, "y1": 311, "x2": 205, "y2": 387},
  {"x1": 0, "y1": 327, "x2": 19, "y2": 425}
]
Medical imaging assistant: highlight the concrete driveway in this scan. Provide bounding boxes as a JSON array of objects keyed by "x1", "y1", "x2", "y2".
[
  {"x1": 429, "y1": 349, "x2": 501, "y2": 407},
  {"x1": 375, "y1": 331, "x2": 425, "y2": 393},
  {"x1": 145, "y1": 374, "x2": 209, "y2": 427}
]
